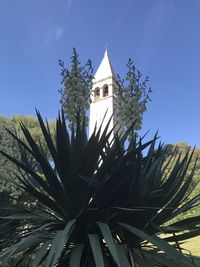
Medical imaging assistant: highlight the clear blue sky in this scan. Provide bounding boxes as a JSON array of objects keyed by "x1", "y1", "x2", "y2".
[{"x1": 0, "y1": 0, "x2": 200, "y2": 146}]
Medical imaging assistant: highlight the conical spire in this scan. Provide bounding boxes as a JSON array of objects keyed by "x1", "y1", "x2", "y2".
[{"x1": 94, "y1": 50, "x2": 117, "y2": 81}]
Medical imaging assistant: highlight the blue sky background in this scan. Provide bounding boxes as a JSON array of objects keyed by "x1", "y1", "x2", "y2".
[{"x1": 0, "y1": 0, "x2": 200, "y2": 146}]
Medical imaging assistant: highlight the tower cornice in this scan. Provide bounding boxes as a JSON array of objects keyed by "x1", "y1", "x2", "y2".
[{"x1": 92, "y1": 76, "x2": 118, "y2": 85}]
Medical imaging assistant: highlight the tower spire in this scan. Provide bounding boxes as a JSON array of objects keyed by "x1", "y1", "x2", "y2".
[
  {"x1": 89, "y1": 51, "x2": 122, "y2": 139},
  {"x1": 94, "y1": 48, "x2": 116, "y2": 81}
]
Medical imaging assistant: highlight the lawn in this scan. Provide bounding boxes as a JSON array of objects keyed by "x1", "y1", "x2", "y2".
[
  {"x1": 180, "y1": 236, "x2": 200, "y2": 266},
  {"x1": 160, "y1": 234, "x2": 200, "y2": 265},
  {"x1": 182, "y1": 236, "x2": 200, "y2": 256}
]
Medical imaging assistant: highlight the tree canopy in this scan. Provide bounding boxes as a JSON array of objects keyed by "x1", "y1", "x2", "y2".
[
  {"x1": 164, "y1": 142, "x2": 200, "y2": 217},
  {"x1": 0, "y1": 114, "x2": 55, "y2": 197}
]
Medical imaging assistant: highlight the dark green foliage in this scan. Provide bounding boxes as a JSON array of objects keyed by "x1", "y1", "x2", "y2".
[
  {"x1": 0, "y1": 116, "x2": 21, "y2": 197},
  {"x1": 117, "y1": 58, "x2": 151, "y2": 138},
  {"x1": 164, "y1": 142, "x2": 200, "y2": 218},
  {"x1": 0, "y1": 112, "x2": 199, "y2": 266},
  {"x1": 0, "y1": 115, "x2": 55, "y2": 198},
  {"x1": 59, "y1": 48, "x2": 93, "y2": 129}
]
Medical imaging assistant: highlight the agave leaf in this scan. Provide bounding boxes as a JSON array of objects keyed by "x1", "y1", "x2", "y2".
[
  {"x1": 31, "y1": 240, "x2": 51, "y2": 267},
  {"x1": 5, "y1": 127, "x2": 34, "y2": 157},
  {"x1": 45, "y1": 219, "x2": 76, "y2": 267},
  {"x1": 166, "y1": 188, "x2": 200, "y2": 224},
  {"x1": 0, "y1": 110, "x2": 199, "y2": 266},
  {"x1": 159, "y1": 152, "x2": 184, "y2": 196},
  {"x1": 120, "y1": 223, "x2": 194, "y2": 267},
  {"x1": 150, "y1": 151, "x2": 195, "y2": 226},
  {"x1": 132, "y1": 249, "x2": 150, "y2": 267},
  {"x1": 69, "y1": 244, "x2": 84, "y2": 267},
  {"x1": 164, "y1": 229, "x2": 200, "y2": 242},
  {"x1": 0, "y1": 150, "x2": 48, "y2": 191},
  {"x1": 97, "y1": 222, "x2": 121, "y2": 267},
  {"x1": 0, "y1": 214, "x2": 48, "y2": 220},
  {"x1": 0, "y1": 234, "x2": 43, "y2": 260},
  {"x1": 12, "y1": 246, "x2": 39, "y2": 267},
  {"x1": 80, "y1": 174, "x2": 101, "y2": 188},
  {"x1": 141, "y1": 250, "x2": 178, "y2": 267},
  {"x1": 20, "y1": 124, "x2": 74, "y2": 215},
  {"x1": 164, "y1": 215, "x2": 200, "y2": 232},
  {"x1": 1, "y1": 206, "x2": 56, "y2": 221},
  {"x1": 88, "y1": 234, "x2": 105, "y2": 267},
  {"x1": 13, "y1": 173, "x2": 67, "y2": 219},
  {"x1": 115, "y1": 244, "x2": 131, "y2": 267},
  {"x1": 35, "y1": 110, "x2": 57, "y2": 164},
  {"x1": 55, "y1": 113, "x2": 71, "y2": 189}
]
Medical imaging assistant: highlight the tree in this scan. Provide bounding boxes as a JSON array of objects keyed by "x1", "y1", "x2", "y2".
[
  {"x1": 0, "y1": 115, "x2": 56, "y2": 267},
  {"x1": 59, "y1": 48, "x2": 93, "y2": 129},
  {"x1": 0, "y1": 111, "x2": 199, "y2": 266},
  {"x1": 163, "y1": 142, "x2": 200, "y2": 218},
  {"x1": 0, "y1": 116, "x2": 20, "y2": 197},
  {"x1": 0, "y1": 114, "x2": 55, "y2": 198},
  {"x1": 117, "y1": 58, "x2": 151, "y2": 138}
]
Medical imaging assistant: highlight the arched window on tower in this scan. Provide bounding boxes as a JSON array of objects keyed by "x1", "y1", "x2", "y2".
[
  {"x1": 94, "y1": 87, "x2": 100, "y2": 100},
  {"x1": 103, "y1": 84, "x2": 109, "y2": 97}
]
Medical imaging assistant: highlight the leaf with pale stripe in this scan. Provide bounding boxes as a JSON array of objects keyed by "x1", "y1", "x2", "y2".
[
  {"x1": 88, "y1": 234, "x2": 104, "y2": 267},
  {"x1": 69, "y1": 244, "x2": 84, "y2": 267},
  {"x1": 97, "y1": 222, "x2": 121, "y2": 267}
]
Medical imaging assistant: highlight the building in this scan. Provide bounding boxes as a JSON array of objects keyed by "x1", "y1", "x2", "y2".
[{"x1": 89, "y1": 50, "x2": 122, "y2": 140}]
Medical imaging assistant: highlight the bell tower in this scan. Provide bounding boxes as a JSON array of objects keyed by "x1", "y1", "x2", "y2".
[{"x1": 89, "y1": 50, "x2": 121, "y2": 139}]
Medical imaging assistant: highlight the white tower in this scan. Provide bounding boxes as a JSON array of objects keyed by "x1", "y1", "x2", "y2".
[{"x1": 89, "y1": 50, "x2": 121, "y2": 139}]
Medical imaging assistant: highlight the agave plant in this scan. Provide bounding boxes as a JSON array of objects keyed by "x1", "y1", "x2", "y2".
[{"x1": 0, "y1": 111, "x2": 200, "y2": 267}]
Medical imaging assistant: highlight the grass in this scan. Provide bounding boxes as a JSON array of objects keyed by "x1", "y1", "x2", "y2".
[
  {"x1": 180, "y1": 236, "x2": 200, "y2": 266},
  {"x1": 159, "y1": 234, "x2": 200, "y2": 265},
  {"x1": 182, "y1": 236, "x2": 200, "y2": 256}
]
